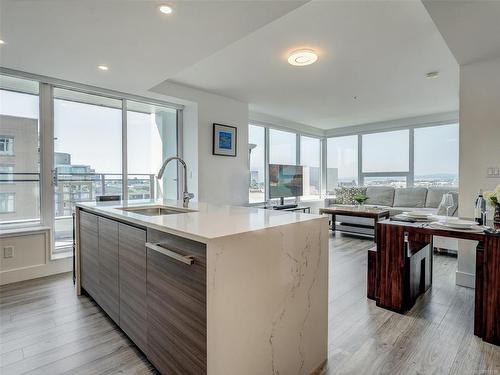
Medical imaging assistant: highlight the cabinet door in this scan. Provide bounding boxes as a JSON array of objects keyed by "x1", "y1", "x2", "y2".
[
  {"x1": 119, "y1": 223, "x2": 147, "y2": 353},
  {"x1": 79, "y1": 211, "x2": 99, "y2": 301},
  {"x1": 146, "y1": 229, "x2": 207, "y2": 375},
  {"x1": 98, "y1": 217, "x2": 120, "y2": 324}
]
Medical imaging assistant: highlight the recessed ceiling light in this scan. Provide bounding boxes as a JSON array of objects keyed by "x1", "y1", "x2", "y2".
[
  {"x1": 159, "y1": 5, "x2": 173, "y2": 14},
  {"x1": 426, "y1": 71, "x2": 440, "y2": 79},
  {"x1": 288, "y1": 49, "x2": 318, "y2": 66},
  {"x1": 98, "y1": 65, "x2": 109, "y2": 71},
  {"x1": 0, "y1": 40, "x2": 5, "y2": 45}
]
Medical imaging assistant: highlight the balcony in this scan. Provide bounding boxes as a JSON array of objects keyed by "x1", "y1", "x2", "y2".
[{"x1": 0, "y1": 172, "x2": 157, "y2": 257}]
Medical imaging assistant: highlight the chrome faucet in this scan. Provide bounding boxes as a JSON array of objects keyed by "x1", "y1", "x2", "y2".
[{"x1": 157, "y1": 156, "x2": 194, "y2": 207}]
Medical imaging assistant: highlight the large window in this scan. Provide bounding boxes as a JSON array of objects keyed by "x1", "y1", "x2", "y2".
[
  {"x1": 327, "y1": 124, "x2": 459, "y2": 190},
  {"x1": 300, "y1": 136, "x2": 321, "y2": 199},
  {"x1": 248, "y1": 125, "x2": 323, "y2": 203},
  {"x1": 0, "y1": 72, "x2": 180, "y2": 261},
  {"x1": 127, "y1": 101, "x2": 177, "y2": 201},
  {"x1": 414, "y1": 124, "x2": 458, "y2": 187},
  {"x1": 249, "y1": 125, "x2": 265, "y2": 203},
  {"x1": 0, "y1": 75, "x2": 40, "y2": 225},
  {"x1": 53, "y1": 89, "x2": 123, "y2": 251},
  {"x1": 362, "y1": 129, "x2": 409, "y2": 173},
  {"x1": 269, "y1": 129, "x2": 296, "y2": 165},
  {"x1": 327, "y1": 136, "x2": 358, "y2": 191}
]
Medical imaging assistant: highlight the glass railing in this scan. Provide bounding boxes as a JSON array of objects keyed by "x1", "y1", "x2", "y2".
[{"x1": 53, "y1": 172, "x2": 156, "y2": 252}]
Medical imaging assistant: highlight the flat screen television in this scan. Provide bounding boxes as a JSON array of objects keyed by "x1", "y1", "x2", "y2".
[{"x1": 269, "y1": 164, "x2": 303, "y2": 201}]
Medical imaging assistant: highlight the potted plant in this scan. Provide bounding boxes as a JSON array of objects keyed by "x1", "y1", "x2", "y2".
[
  {"x1": 353, "y1": 193, "x2": 368, "y2": 209},
  {"x1": 484, "y1": 184, "x2": 500, "y2": 224}
]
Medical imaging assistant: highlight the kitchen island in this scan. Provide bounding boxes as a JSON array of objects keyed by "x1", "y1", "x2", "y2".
[{"x1": 75, "y1": 199, "x2": 329, "y2": 375}]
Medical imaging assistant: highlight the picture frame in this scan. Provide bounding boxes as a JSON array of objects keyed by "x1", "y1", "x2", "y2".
[{"x1": 212, "y1": 123, "x2": 237, "y2": 157}]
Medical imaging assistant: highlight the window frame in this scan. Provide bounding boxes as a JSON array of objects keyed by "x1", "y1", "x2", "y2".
[
  {"x1": 0, "y1": 136, "x2": 15, "y2": 156},
  {"x1": 0, "y1": 192, "x2": 16, "y2": 213},
  {"x1": 327, "y1": 122, "x2": 459, "y2": 190},
  {"x1": 1, "y1": 68, "x2": 183, "y2": 260},
  {"x1": 248, "y1": 124, "x2": 324, "y2": 205}
]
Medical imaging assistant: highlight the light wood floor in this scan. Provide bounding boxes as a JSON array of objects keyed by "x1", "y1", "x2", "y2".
[{"x1": 1, "y1": 234, "x2": 498, "y2": 374}]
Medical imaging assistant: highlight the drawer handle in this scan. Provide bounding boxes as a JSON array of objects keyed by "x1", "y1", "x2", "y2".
[{"x1": 145, "y1": 242, "x2": 194, "y2": 265}]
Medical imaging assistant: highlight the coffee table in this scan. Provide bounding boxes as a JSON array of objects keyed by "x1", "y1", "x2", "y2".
[{"x1": 319, "y1": 206, "x2": 390, "y2": 242}]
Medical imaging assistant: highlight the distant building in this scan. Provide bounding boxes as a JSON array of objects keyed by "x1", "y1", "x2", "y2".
[
  {"x1": 54, "y1": 152, "x2": 94, "y2": 217},
  {"x1": 0, "y1": 114, "x2": 39, "y2": 223}
]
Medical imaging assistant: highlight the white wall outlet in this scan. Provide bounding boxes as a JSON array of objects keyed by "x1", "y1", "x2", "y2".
[{"x1": 3, "y1": 246, "x2": 14, "y2": 258}]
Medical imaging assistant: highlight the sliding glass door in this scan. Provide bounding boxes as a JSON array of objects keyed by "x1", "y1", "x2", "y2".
[
  {"x1": 53, "y1": 89, "x2": 122, "y2": 253},
  {"x1": 51, "y1": 90, "x2": 178, "y2": 256}
]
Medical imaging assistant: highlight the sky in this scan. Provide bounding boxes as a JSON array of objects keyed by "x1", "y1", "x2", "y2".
[{"x1": 0, "y1": 90, "x2": 177, "y2": 177}]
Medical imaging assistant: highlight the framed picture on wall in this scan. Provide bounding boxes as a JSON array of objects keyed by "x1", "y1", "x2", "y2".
[{"x1": 213, "y1": 123, "x2": 237, "y2": 157}]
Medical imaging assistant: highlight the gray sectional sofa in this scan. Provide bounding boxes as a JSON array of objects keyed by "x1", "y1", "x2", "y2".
[{"x1": 325, "y1": 186, "x2": 459, "y2": 217}]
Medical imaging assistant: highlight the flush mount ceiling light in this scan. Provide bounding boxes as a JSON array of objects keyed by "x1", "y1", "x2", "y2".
[
  {"x1": 0, "y1": 40, "x2": 5, "y2": 45},
  {"x1": 159, "y1": 4, "x2": 173, "y2": 14},
  {"x1": 288, "y1": 49, "x2": 318, "y2": 66},
  {"x1": 426, "y1": 71, "x2": 440, "y2": 79},
  {"x1": 98, "y1": 65, "x2": 109, "y2": 71}
]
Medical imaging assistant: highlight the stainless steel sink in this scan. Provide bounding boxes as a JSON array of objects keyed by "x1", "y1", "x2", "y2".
[{"x1": 118, "y1": 206, "x2": 194, "y2": 216}]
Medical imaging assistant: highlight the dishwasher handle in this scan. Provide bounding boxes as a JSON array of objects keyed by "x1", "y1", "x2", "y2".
[{"x1": 145, "y1": 242, "x2": 194, "y2": 265}]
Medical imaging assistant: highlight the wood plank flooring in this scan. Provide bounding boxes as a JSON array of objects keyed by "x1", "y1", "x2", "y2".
[{"x1": 1, "y1": 233, "x2": 498, "y2": 374}]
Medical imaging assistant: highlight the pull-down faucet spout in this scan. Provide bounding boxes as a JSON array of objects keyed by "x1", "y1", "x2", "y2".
[{"x1": 157, "y1": 157, "x2": 194, "y2": 207}]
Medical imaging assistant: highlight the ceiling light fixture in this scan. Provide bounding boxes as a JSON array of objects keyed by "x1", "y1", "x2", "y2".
[
  {"x1": 159, "y1": 4, "x2": 173, "y2": 14},
  {"x1": 0, "y1": 40, "x2": 5, "y2": 45},
  {"x1": 426, "y1": 71, "x2": 440, "y2": 79},
  {"x1": 98, "y1": 65, "x2": 109, "y2": 71},
  {"x1": 288, "y1": 49, "x2": 318, "y2": 66}
]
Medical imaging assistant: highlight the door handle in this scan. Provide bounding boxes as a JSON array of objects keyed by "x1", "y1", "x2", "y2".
[
  {"x1": 52, "y1": 168, "x2": 58, "y2": 186},
  {"x1": 145, "y1": 242, "x2": 194, "y2": 265}
]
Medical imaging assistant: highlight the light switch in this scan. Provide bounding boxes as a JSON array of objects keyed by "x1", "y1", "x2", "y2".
[
  {"x1": 487, "y1": 167, "x2": 500, "y2": 178},
  {"x1": 3, "y1": 246, "x2": 14, "y2": 258}
]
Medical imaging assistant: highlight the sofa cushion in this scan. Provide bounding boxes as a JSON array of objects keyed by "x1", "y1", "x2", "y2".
[
  {"x1": 334, "y1": 187, "x2": 367, "y2": 205},
  {"x1": 365, "y1": 187, "x2": 395, "y2": 206},
  {"x1": 436, "y1": 191, "x2": 459, "y2": 216},
  {"x1": 393, "y1": 187, "x2": 428, "y2": 208},
  {"x1": 426, "y1": 187, "x2": 459, "y2": 208}
]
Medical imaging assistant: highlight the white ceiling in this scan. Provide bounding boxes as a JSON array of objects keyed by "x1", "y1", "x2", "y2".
[
  {"x1": 1, "y1": 0, "x2": 459, "y2": 130},
  {"x1": 423, "y1": 0, "x2": 500, "y2": 65},
  {"x1": 0, "y1": 0, "x2": 305, "y2": 94}
]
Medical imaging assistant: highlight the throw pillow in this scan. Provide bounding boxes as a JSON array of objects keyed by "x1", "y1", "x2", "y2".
[{"x1": 334, "y1": 187, "x2": 367, "y2": 205}]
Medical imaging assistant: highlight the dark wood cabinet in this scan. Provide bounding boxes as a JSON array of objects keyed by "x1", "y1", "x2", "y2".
[
  {"x1": 79, "y1": 211, "x2": 99, "y2": 301},
  {"x1": 118, "y1": 223, "x2": 147, "y2": 354},
  {"x1": 79, "y1": 212, "x2": 209, "y2": 373},
  {"x1": 146, "y1": 229, "x2": 207, "y2": 375},
  {"x1": 97, "y1": 217, "x2": 120, "y2": 324}
]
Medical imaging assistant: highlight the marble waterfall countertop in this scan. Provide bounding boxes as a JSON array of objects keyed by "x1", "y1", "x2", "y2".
[{"x1": 76, "y1": 199, "x2": 327, "y2": 243}]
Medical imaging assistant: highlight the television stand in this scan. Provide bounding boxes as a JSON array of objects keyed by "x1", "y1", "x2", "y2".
[{"x1": 273, "y1": 204, "x2": 298, "y2": 210}]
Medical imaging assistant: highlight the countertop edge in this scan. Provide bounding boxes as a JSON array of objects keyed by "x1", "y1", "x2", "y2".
[{"x1": 76, "y1": 202, "x2": 328, "y2": 244}]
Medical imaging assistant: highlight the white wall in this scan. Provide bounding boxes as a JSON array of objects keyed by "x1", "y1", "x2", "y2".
[
  {"x1": 457, "y1": 56, "x2": 500, "y2": 288},
  {"x1": 0, "y1": 227, "x2": 72, "y2": 285},
  {"x1": 459, "y1": 57, "x2": 500, "y2": 215},
  {"x1": 152, "y1": 81, "x2": 249, "y2": 206}
]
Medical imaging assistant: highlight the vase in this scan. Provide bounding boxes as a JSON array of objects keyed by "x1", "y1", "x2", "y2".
[{"x1": 494, "y1": 203, "x2": 500, "y2": 224}]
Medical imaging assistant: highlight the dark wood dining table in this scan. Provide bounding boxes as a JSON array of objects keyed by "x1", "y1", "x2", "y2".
[{"x1": 370, "y1": 218, "x2": 500, "y2": 346}]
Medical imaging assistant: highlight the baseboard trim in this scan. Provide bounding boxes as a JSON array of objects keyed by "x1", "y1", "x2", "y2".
[
  {"x1": 0, "y1": 257, "x2": 72, "y2": 285},
  {"x1": 456, "y1": 270, "x2": 475, "y2": 289}
]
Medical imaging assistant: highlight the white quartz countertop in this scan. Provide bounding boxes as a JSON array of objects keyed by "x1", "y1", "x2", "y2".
[{"x1": 76, "y1": 199, "x2": 327, "y2": 243}]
